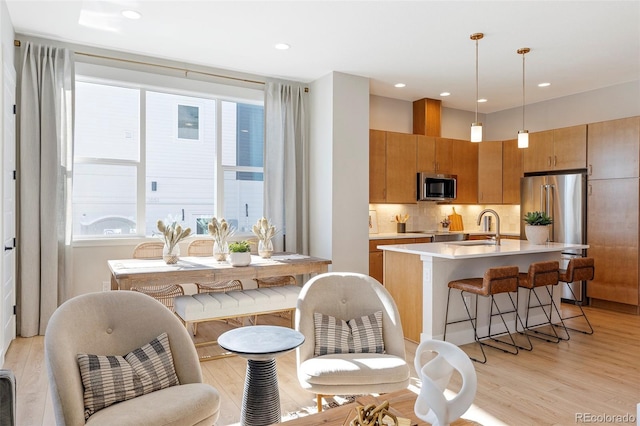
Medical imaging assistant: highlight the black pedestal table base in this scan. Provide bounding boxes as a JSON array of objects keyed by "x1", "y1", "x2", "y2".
[{"x1": 242, "y1": 359, "x2": 280, "y2": 425}]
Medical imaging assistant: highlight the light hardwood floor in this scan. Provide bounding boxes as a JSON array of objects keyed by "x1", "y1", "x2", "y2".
[{"x1": 4, "y1": 305, "x2": 640, "y2": 426}]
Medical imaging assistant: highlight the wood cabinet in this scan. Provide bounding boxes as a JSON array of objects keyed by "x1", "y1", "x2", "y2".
[
  {"x1": 369, "y1": 130, "x2": 387, "y2": 203},
  {"x1": 587, "y1": 178, "x2": 639, "y2": 307},
  {"x1": 369, "y1": 237, "x2": 431, "y2": 284},
  {"x1": 416, "y1": 135, "x2": 453, "y2": 174},
  {"x1": 452, "y1": 139, "x2": 478, "y2": 204},
  {"x1": 478, "y1": 141, "x2": 503, "y2": 203},
  {"x1": 502, "y1": 138, "x2": 524, "y2": 205},
  {"x1": 588, "y1": 117, "x2": 640, "y2": 180},
  {"x1": 369, "y1": 130, "x2": 417, "y2": 204},
  {"x1": 523, "y1": 125, "x2": 587, "y2": 173}
]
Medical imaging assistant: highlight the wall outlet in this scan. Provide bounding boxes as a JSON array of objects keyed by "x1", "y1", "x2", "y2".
[{"x1": 102, "y1": 281, "x2": 111, "y2": 292}]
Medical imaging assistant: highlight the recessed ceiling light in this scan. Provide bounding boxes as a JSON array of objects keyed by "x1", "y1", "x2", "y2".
[
  {"x1": 274, "y1": 43, "x2": 290, "y2": 50},
  {"x1": 477, "y1": 98, "x2": 487, "y2": 103},
  {"x1": 538, "y1": 82, "x2": 551, "y2": 87},
  {"x1": 440, "y1": 92, "x2": 451, "y2": 97},
  {"x1": 394, "y1": 83, "x2": 406, "y2": 88},
  {"x1": 121, "y1": 10, "x2": 141, "y2": 20}
]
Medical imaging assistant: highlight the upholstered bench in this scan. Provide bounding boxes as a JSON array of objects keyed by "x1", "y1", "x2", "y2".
[{"x1": 174, "y1": 284, "x2": 301, "y2": 332}]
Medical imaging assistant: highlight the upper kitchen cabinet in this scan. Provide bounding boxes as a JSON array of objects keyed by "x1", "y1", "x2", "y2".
[
  {"x1": 369, "y1": 130, "x2": 417, "y2": 204},
  {"x1": 416, "y1": 136, "x2": 453, "y2": 174},
  {"x1": 588, "y1": 116, "x2": 640, "y2": 180},
  {"x1": 502, "y1": 139, "x2": 524, "y2": 205},
  {"x1": 369, "y1": 129, "x2": 387, "y2": 203},
  {"x1": 452, "y1": 139, "x2": 479, "y2": 204},
  {"x1": 478, "y1": 140, "x2": 503, "y2": 204},
  {"x1": 523, "y1": 125, "x2": 587, "y2": 173}
]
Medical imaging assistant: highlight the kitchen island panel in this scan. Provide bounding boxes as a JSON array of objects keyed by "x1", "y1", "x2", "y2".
[{"x1": 383, "y1": 250, "x2": 423, "y2": 342}]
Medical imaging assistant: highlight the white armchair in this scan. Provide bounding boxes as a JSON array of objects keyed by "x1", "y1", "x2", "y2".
[
  {"x1": 296, "y1": 272, "x2": 410, "y2": 412},
  {"x1": 45, "y1": 291, "x2": 220, "y2": 426}
]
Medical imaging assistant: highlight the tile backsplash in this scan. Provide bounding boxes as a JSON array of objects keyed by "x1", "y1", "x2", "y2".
[{"x1": 370, "y1": 203, "x2": 521, "y2": 234}]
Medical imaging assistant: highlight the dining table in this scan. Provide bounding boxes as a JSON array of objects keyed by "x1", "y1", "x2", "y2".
[{"x1": 108, "y1": 252, "x2": 332, "y2": 291}]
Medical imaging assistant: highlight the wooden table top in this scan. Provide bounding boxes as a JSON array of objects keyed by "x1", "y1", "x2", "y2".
[
  {"x1": 279, "y1": 389, "x2": 420, "y2": 426},
  {"x1": 108, "y1": 253, "x2": 331, "y2": 290},
  {"x1": 279, "y1": 388, "x2": 483, "y2": 426}
]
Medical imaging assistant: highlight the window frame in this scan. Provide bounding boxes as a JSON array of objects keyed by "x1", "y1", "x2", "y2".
[{"x1": 72, "y1": 68, "x2": 265, "y2": 243}]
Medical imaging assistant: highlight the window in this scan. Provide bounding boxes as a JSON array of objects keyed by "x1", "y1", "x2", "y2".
[{"x1": 72, "y1": 79, "x2": 264, "y2": 239}]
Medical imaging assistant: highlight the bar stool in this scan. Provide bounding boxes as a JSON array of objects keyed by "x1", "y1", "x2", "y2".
[
  {"x1": 444, "y1": 266, "x2": 529, "y2": 364},
  {"x1": 558, "y1": 257, "x2": 595, "y2": 335},
  {"x1": 517, "y1": 261, "x2": 569, "y2": 343}
]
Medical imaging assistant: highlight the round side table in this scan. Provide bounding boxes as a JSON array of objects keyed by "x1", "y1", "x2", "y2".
[{"x1": 218, "y1": 325, "x2": 305, "y2": 426}]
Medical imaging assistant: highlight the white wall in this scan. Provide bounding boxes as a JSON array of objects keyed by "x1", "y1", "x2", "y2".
[
  {"x1": 486, "y1": 81, "x2": 640, "y2": 140},
  {"x1": 310, "y1": 72, "x2": 370, "y2": 274},
  {"x1": 371, "y1": 80, "x2": 640, "y2": 139}
]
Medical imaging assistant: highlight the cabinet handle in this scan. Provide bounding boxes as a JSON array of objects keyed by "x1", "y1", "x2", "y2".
[
  {"x1": 588, "y1": 184, "x2": 592, "y2": 196},
  {"x1": 588, "y1": 164, "x2": 593, "y2": 176},
  {"x1": 547, "y1": 156, "x2": 551, "y2": 167},
  {"x1": 554, "y1": 156, "x2": 557, "y2": 166}
]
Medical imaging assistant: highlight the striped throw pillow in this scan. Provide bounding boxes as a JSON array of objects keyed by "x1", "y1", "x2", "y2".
[
  {"x1": 313, "y1": 311, "x2": 384, "y2": 356},
  {"x1": 77, "y1": 332, "x2": 179, "y2": 420}
]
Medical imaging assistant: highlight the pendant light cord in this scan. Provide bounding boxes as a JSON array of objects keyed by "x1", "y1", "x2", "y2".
[
  {"x1": 522, "y1": 51, "x2": 525, "y2": 129},
  {"x1": 475, "y1": 37, "x2": 479, "y2": 122}
]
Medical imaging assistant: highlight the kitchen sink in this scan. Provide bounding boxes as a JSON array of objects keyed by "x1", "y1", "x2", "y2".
[{"x1": 448, "y1": 240, "x2": 497, "y2": 246}]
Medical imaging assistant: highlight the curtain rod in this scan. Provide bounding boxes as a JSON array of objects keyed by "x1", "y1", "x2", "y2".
[
  {"x1": 76, "y1": 51, "x2": 266, "y2": 86},
  {"x1": 15, "y1": 39, "x2": 265, "y2": 86},
  {"x1": 15, "y1": 39, "x2": 310, "y2": 92}
]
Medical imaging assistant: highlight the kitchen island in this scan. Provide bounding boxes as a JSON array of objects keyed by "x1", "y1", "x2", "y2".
[{"x1": 380, "y1": 239, "x2": 588, "y2": 344}]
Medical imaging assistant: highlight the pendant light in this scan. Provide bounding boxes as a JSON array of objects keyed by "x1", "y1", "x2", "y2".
[
  {"x1": 470, "y1": 33, "x2": 483, "y2": 143},
  {"x1": 517, "y1": 47, "x2": 530, "y2": 148}
]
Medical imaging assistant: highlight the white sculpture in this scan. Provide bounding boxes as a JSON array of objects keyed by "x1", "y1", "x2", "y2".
[{"x1": 414, "y1": 339, "x2": 477, "y2": 426}]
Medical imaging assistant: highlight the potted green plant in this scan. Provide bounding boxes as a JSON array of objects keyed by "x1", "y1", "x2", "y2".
[
  {"x1": 228, "y1": 241, "x2": 251, "y2": 266},
  {"x1": 523, "y1": 211, "x2": 552, "y2": 244}
]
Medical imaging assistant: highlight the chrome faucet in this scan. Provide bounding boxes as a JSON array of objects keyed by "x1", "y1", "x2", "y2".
[{"x1": 477, "y1": 209, "x2": 501, "y2": 245}]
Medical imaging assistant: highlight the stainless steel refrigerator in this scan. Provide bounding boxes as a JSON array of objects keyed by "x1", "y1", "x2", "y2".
[{"x1": 520, "y1": 172, "x2": 588, "y2": 302}]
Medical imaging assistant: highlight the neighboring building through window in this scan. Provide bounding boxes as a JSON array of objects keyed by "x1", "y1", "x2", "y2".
[{"x1": 73, "y1": 79, "x2": 264, "y2": 238}]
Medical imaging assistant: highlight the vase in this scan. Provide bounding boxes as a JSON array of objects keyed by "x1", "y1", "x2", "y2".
[
  {"x1": 258, "y1": 239, "x2": 274, "y2": 258},
  {"x1": 162, "y1": 243, "x2": 180, "y2": 264},
  {"x1": 228, "y1": 251, "x2": 251, "y2": 267},
  {"x1": 525, "y1": 225, "x2": 550, "y2": 245},
  {"x1": 213, "y1": 240, "x2": 229, "y2": 261}
]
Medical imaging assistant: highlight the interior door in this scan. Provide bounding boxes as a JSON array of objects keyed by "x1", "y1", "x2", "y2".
[{"x1": 1, "y1": 60, "x2": 16, "y2": 362}]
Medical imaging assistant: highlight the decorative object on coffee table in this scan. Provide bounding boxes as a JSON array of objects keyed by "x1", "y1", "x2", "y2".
[{"x1": 350, "y1": 400, "x2": 398, "y2": 426}]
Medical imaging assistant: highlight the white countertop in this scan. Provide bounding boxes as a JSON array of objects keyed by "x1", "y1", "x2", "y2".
[
  {"x1": 369, "y1": 231, "x2": 520, "y2": 240},
  {"x1": 378, "y1": 239, "x2": 588, "y2": 259}
]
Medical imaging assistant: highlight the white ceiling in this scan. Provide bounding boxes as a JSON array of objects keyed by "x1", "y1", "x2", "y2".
[{"x1": 6, "y1": 1, "x2": 640, "y2": 113}]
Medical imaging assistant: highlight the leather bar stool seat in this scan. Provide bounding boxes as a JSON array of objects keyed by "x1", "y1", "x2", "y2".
[
  {"x1": 444, "y1": 266, "x2": 530, "y2": 364},
  {"x1": 558, "y1": 257, "x2": 595, "y2": 334},
  {"x1": 517, "y1": 260, "x2": 569, "y2": 343}
]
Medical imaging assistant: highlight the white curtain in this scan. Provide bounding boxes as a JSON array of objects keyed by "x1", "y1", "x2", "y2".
[
  {"x1": 264, "y1": 81, "x2": 309, "y2": 254},
  {"x1": 17, "y1": 42, "x2": 74, "y2": 337}
]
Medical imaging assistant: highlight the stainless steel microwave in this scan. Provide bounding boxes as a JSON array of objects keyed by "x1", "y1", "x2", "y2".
[{"x1": 417, "y1": 173, "x2": 457, "y2": 201}]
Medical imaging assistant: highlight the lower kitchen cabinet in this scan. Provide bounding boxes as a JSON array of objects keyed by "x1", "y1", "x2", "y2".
[
  {"x1": 369, "y1": 237, "x2": 431, "y2": 284},
  {"x1": 587, "y1": 178, "x2": 639, "y2": 310}
]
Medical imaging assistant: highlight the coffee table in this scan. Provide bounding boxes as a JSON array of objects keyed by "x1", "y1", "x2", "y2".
[
  {"x1": 218, "y1": 325, "x2": 305, "y2": 426},
  {"x1": 279, "y1": 389, "x2": 419, "y2": 426}
]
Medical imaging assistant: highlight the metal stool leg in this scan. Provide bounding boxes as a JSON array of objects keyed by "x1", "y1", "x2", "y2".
[{"x1": 558, "y1": 282, "x2": 594, "y2": 334}]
